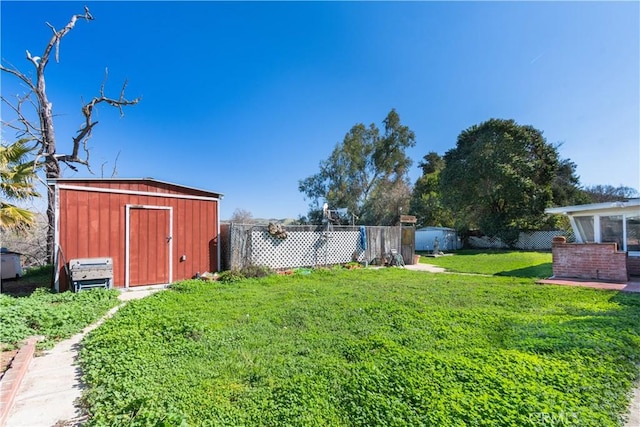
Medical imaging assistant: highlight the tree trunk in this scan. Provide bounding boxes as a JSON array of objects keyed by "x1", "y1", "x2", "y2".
[
  {"x1": 46, "y1": 185, "x2": 56, "y2": 265},
  {"x1": 39, "y1": 74, "x2": 60, "y2": 265}
]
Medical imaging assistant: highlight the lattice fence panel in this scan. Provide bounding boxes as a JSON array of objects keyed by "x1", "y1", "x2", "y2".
[
  {"x1": 515, "y1": 230, "x2": 575, "y2": 250},
  {"x1": 468, "y1": 230, "x2": 575, "y2": 250},
  {"x1": 468, "y1": 236, "x2": 509, "y2": 249},
  {"x1": 223, "y1": 224, "x2": 404, "y2": 270},
  {"x1": 251, "y1": 229, "x2": 364, "y2": 269}
]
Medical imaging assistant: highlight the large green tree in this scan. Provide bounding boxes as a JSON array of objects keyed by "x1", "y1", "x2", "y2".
[
  {"x1": 440, "y1": 118, "x2": 562, "y2": 244},
  {"x1": 551, "y1": 158, "x2": 589, "y2": 207},
  {"x1": 299, "y1": 109, "x2": 415, "y2": 225},
  {"x1": 0, "y1": 139, "x2": 39, "y2": 231},
  {"x1": 409, "y1": 152, "x2": 453, "y2": 228}
]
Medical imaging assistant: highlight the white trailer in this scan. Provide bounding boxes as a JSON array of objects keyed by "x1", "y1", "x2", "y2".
[{"x1": 415, "y1": 227, "x2": 461, "y2": 252}]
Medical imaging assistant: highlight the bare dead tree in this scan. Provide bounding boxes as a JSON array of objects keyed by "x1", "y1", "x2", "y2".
[
  {"x1": 0, "y1": 7, "x2": 140, "y2": 263},
  {"x1": 101, "y1": 151, "x2": 121, "y2": 178},
  {"x1": 229, "y1": 208, "x2": 255, "y2": 224}
]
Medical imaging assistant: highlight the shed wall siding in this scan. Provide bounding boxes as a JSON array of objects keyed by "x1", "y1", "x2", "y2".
[{"x1": 57, "y1": 182, "x2": 218, "y2": 291}]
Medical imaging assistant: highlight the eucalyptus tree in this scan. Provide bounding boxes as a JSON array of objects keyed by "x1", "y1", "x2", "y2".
[{"x1": 299, "y1": 109, "x2": 415, "y2": 225}]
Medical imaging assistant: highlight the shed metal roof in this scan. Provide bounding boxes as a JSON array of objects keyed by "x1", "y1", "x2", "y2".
[{"x1": 48, "y1": 177, "x2": 224, "y2": 199}]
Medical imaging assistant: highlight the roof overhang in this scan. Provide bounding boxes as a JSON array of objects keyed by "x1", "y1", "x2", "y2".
[
  {"x1": 545, "y1": 199, "x2": 640, "y2": 215},
  {"x1": 47, "y1": 177, "x2": 224, "y2": 199}
]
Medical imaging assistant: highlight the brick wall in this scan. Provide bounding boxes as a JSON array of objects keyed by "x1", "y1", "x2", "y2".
[
  {"x1": 628, "y1": 256, "x2": 640, "y2": 276},
  {"x1": 551, "y1": 238, "x2": 628, "y2": 282}
]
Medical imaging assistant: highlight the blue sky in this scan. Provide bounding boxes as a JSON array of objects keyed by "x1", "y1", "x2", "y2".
[{"x1": 2, "y1": 1, "x2": 638, "y2": 220}]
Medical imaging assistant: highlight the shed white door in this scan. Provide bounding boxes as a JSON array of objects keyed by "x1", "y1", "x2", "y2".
[{"x1": 126, "y1": 205, "x2": 172, "y2": 287}]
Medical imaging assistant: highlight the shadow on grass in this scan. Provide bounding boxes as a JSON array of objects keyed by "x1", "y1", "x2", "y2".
[{"x1": 496, "y1": 263, "x2": 553, "y2": 279}]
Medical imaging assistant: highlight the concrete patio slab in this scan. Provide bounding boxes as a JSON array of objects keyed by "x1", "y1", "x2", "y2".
[{"x1": 537, "y1": 278, "x2": 640, "y2": 293}]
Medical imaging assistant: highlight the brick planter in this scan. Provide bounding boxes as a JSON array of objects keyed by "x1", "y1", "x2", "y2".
[
  {"x1": 628, "y1": 256, "x2": 640, "y2": 277},
  {"x1": 552, "y1": 241, "x2": 628, "y2": 282}
]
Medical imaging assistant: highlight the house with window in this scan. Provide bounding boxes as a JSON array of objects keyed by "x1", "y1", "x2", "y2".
[{"x1": 545, "y1": 199, "x2": 640, "y2": 282}]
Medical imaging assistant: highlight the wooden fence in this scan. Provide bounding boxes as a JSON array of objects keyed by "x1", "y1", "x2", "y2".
[{"x1": 220, "y1": 223, "x2": 415, "y2": 271}]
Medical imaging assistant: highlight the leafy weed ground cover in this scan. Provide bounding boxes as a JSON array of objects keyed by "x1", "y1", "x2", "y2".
[
  {"x1": 79, "y1": 268, "x2": 640, "y2": 426},
  {"x1": 0, "y1": 287, "x2": 120, "y2": 350}
]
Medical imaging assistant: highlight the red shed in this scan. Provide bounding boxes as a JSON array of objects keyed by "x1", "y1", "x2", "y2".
[{"x1": 49, "y1": 178, "x2": 223, "y2": 292}]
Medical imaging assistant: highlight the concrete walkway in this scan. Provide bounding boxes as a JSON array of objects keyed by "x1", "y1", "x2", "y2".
[
  {"x1": 403, "y1": 262, "x2": 447, "y2": 273},
  {"x1": 538, "y1": 277, "x2": 640, "y2": 293},
  {"x1": 2, "y1": 288, "x2": 162, "y2": 427}
]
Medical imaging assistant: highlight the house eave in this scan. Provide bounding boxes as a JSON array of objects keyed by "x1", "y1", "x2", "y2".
[{"x1": 545, "y1": 199, "x2": 640, "y2": 215}]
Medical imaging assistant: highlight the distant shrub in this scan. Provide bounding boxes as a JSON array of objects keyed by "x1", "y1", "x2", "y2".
[
  {"x1": 240, "y1": 264, "x2": 273, "y2": 279},
  {"x1": 218, "y1": 265, "x2": 274, "y2": 283},
  {"x1": 217, "y1": 270, "x2": 245, "y2": 283}
]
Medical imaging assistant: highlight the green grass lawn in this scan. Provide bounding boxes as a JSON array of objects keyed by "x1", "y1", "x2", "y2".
[
  {"x1": 418, "y1": 250, "x2": 553, "y2": 278},
  {"x1": 79, "y1": 267, "x2": 640, "y2": 426}
]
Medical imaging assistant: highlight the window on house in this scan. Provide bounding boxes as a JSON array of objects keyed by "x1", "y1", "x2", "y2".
[
  {"x1": 601, "y1": 215, "x2": 623, "y2": 250},
  {"x1": 627, "y1": 215, "x2": 640, "y2": 252},
  {"x1": 574, "y1": 216, "x2": 594, "y2": 242}
]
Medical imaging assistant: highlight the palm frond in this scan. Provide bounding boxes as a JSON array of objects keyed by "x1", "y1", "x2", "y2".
[
  {"x1": 0, "y1": 139, "x2": 40, "y2": 230},
  {"x1": 0, "y1": 203, "x2": 36, "y2": 230}
]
